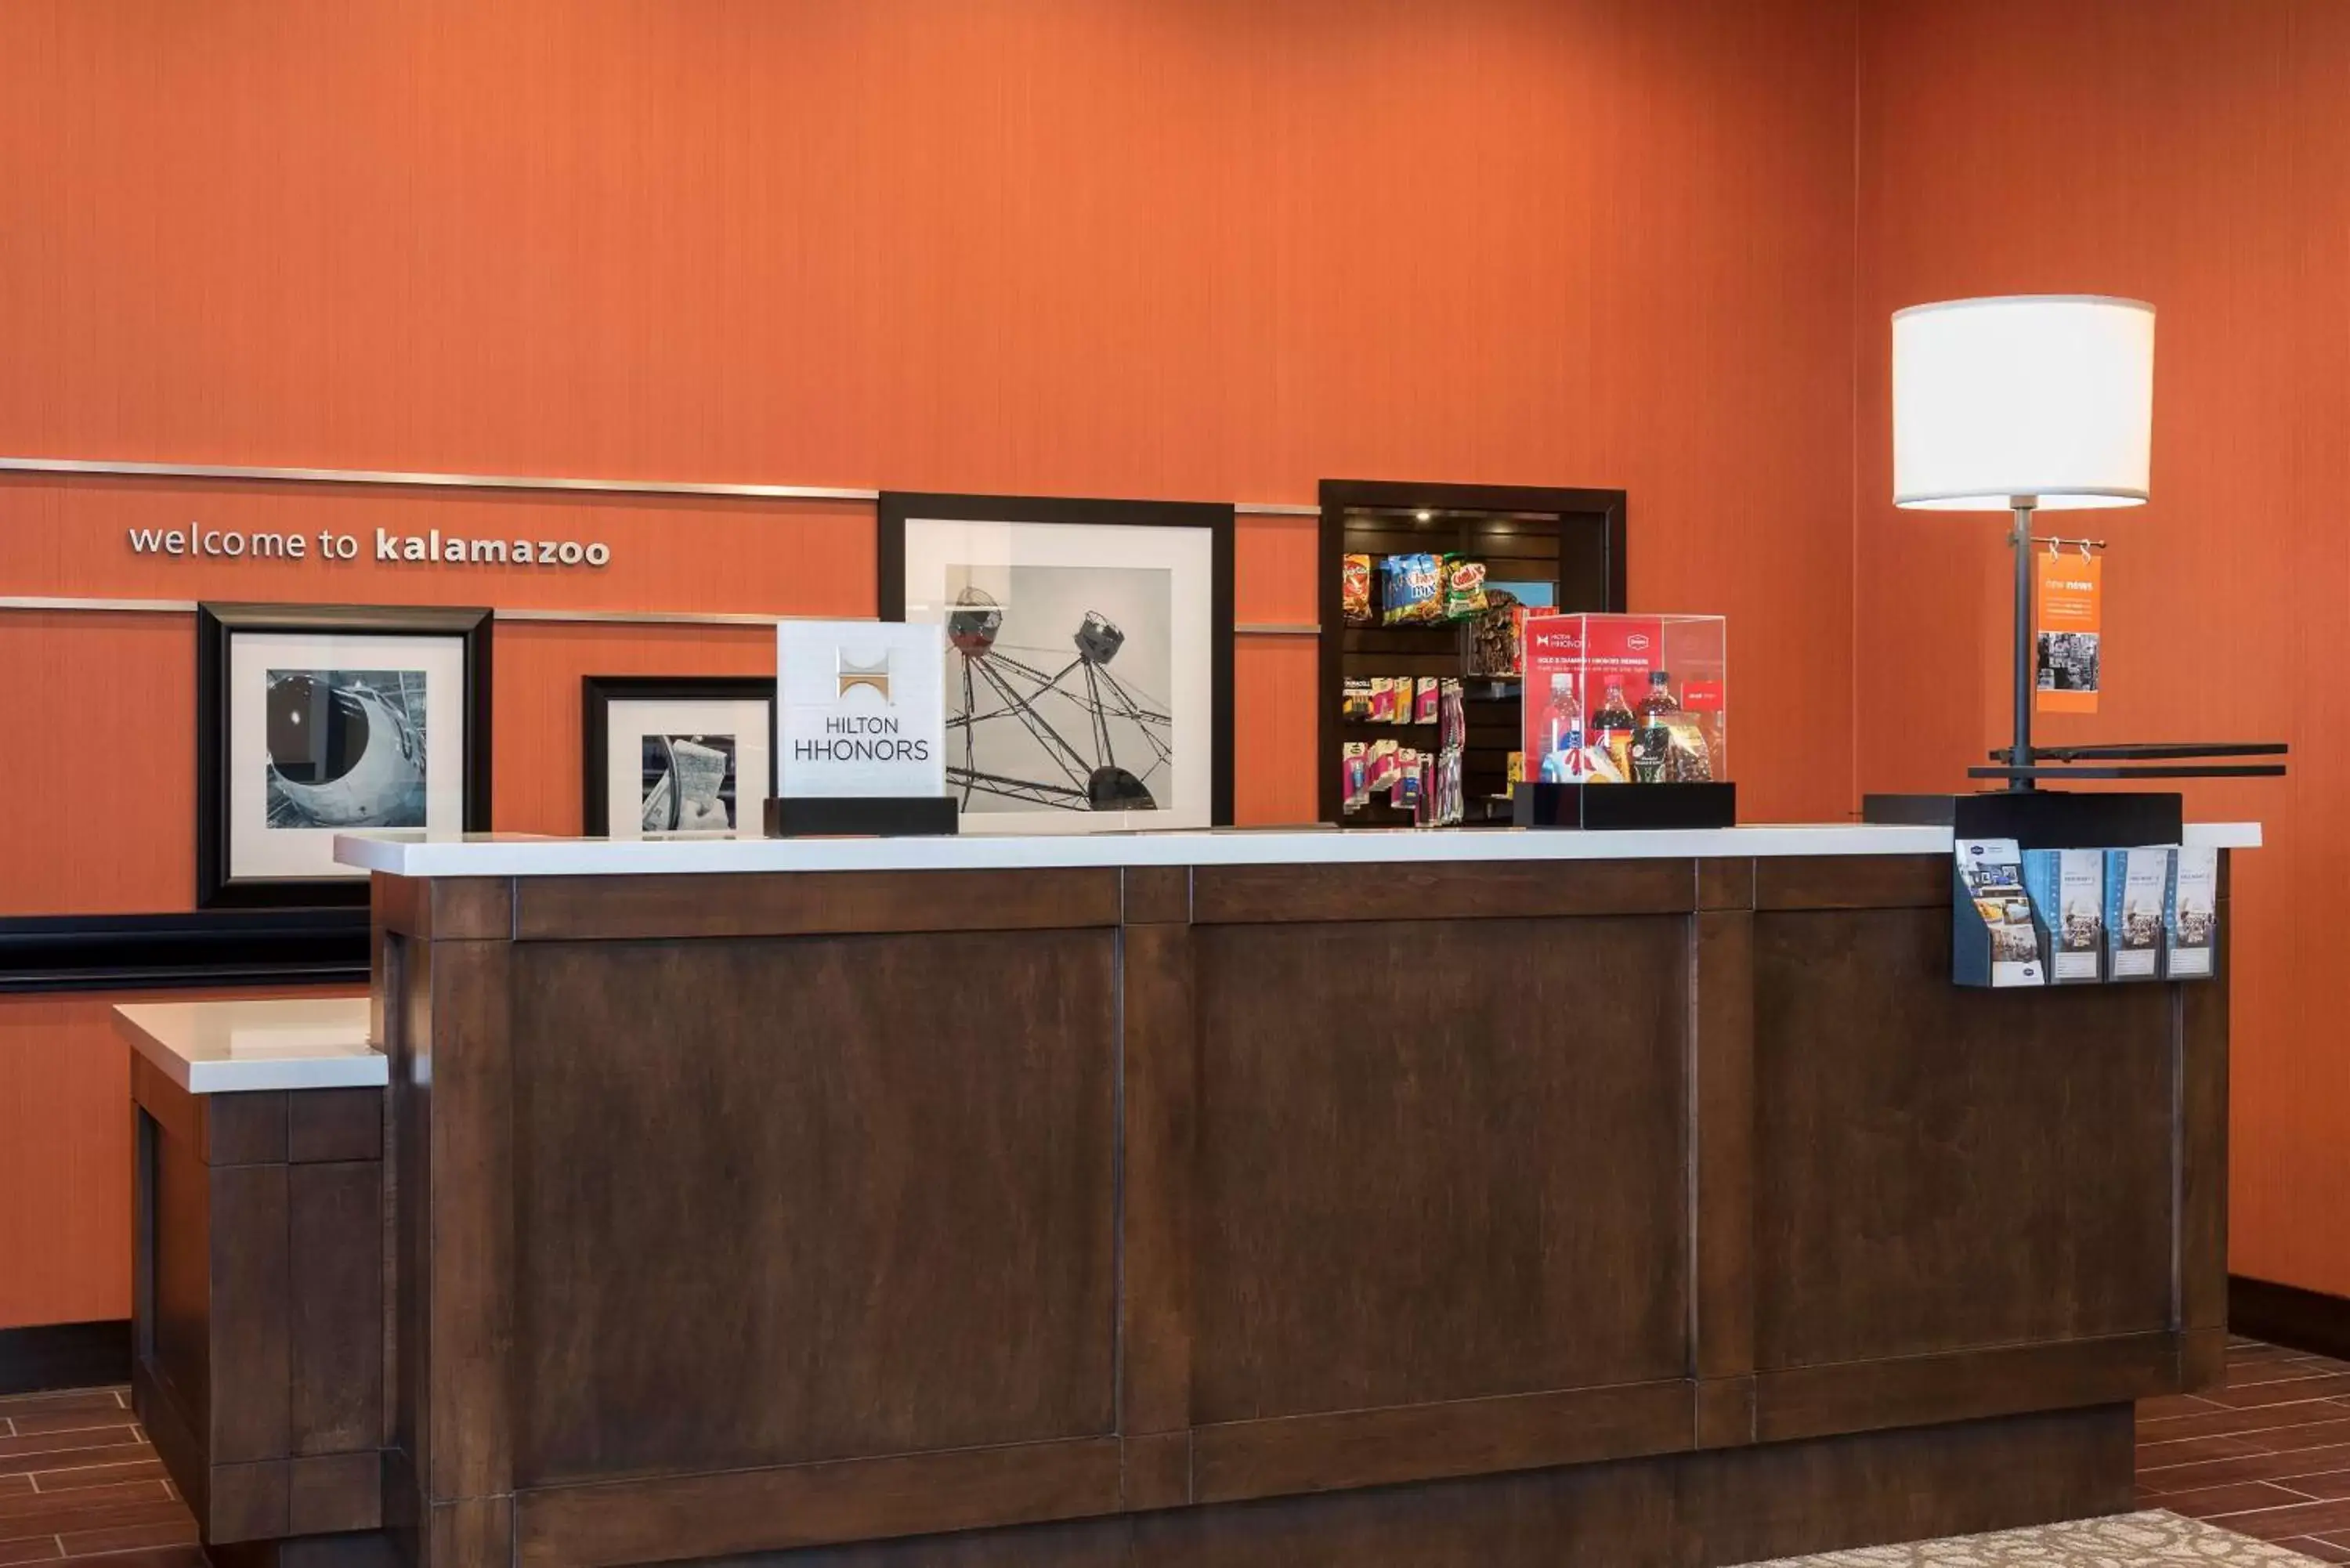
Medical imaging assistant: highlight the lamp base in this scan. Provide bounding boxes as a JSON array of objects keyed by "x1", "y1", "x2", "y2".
[{"x1": 1861, "y1": 789, "x2": 2182, "y2": 849}]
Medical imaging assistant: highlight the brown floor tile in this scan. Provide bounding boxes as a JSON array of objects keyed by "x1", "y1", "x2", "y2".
[
  {"x1": 0, "y1": 1501, "x2": 185, "y2": 1547},
  {"x1": 0, "y1": 1429, "x2": 124, "y2": 1457},
  {"x1": 55, "y1": 1519, "x2": 196, "y2": 1559},
  {"x1": 2276, "y1": 1469, "x2": 2350, "y2": 1501},
  {"x1": 2222, "y1": 1358, "x2": 2350, "y2": 1388},
  {"x1": 0, "y1": 1446, "x2": 146, "y2": 1481},
  {"x1": 2138, "y1": 1399, "x2": 2350, "y2": 1442},
  {"x1": 2141, "y1": 1393, "x2": 2229, "y2": 1418},
  {"x1": 59, "y1": 1551, "x2": 204, "y2": 1568},
  {"x1": 0, "y1": 1396, "x2": 120, "y2": 1420},
  {"x1": 2206, "y1": 1373, "x2": 2350, "y2": 1409},
  {"x1": 0, "y1": 1486, "x2": 166, "y2": 1522},
  {"x1": 2202, "y1": 1497, "x2": 2350, "y2": 1541},
  {"x1": 24, "y1": 1466, "x2": 162, "y2": 1497},
  {"x1": 2150, "y1": 1479, "x2": 2321, "y2": 1517},
  {"x1": 0, "y1": 1483, "x2": 25, "y2": 1501},
  {"x1": 2137, "y1": 1440, "x2": 2350, "y2": 1494},
  {"x1": 2139, "y1": 1433, "x2": 2277, "y2": 1466},
  {"x1": 0, "y1": 1541, "x2": 60, "y2": 1567},
  {"x1": 2276, "y1": 1537, "x2": 2350, "y2": 1563}
]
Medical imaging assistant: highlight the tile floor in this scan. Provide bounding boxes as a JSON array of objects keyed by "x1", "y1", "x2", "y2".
[
  {"x1": 0, "y1": 1385, "x2": 196, "y2": 1568},
  {"x1": 1, "y1": 1335, "x2": 2344, "y2": 1566},
  {"x1": 2135, "y1": 1337, "x2": 2350, "y2": 1561}
]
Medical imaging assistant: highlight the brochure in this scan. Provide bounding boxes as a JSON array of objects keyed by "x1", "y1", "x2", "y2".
[
  {"x1": 2023, "y1": 847, "x2": 2104, "y2": 983},
  {"x1": 1958, "y1": 837, "x2": 2043, "y2": 987},
  {"x1": 2165, "y1": 845, "x2": 2218, "y2": 980},
  {"x1": 2103, "y1": 847, "x2": 2170, "y2": 981}
]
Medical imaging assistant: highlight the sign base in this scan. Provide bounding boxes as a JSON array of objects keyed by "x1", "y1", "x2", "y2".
[
  {"x1": 764, "y1": 797, "x2": 960, "y2": 839},
  {"x1": 1510, "y1": 782, "x2": 1736, "y2": 831}
]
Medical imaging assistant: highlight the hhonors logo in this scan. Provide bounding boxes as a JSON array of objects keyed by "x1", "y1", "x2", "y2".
[
  {"x1": 1626, "y1": 633, "x2": 1650, "y2": 652},
  {"x1": 837, "y1": 649, "x2": 893, "y2": 702}
]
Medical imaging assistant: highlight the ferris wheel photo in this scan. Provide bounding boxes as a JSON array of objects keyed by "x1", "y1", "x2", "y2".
[{"x1": 940, "y1": 563, "x2": 1174, "y2": 813}]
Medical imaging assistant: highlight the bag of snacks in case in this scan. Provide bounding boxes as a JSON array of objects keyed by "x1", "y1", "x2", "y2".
[
  {"x1": 1443, "y1": 556, "x2": 1488, "y2": 620},
  {"x1": 1341, "y1": 554, "x2": 1374, "y2": 626},
  {"x1": 1414, "y1": 677, "x2": 1440, "y2": 725},
  {"x1": 1383, "y1": 554, "x2": 1444, "y2": 623},
  {"x1": 1466, "y1": 590, "x2": 1523, "y2": 676},
  {"x1": 1342, "y1": 742, "x2": 1369, "y2": 809}
]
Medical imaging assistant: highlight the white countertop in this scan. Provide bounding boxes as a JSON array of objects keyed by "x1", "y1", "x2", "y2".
[
  {"x1": 335, "y1": 822, "x2": 2262, "y2": 879},
  {"x1": 115, "y1": 997, "x2": 383, "y2": 1095}
]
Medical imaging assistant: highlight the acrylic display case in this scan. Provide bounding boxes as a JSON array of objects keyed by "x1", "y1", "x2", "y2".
[{"x1": 1513, "y1": 613, "x2": 1734, "y2": 829}]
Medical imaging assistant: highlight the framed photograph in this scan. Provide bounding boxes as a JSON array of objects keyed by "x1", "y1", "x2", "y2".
[
  {"x1": 879, "y1": 491, "x2": 1235, "y2": 832},
  {"x1": 197, "y1": 603, "x2": 492, "y2": 909},
  {"x1": 582, "y1": 676, "x2": 776, "y2": 839}
]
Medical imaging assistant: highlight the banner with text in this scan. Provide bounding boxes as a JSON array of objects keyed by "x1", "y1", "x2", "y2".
[{"x1": 2035, "y1": 549, "x2": 2102, "y2": 714}]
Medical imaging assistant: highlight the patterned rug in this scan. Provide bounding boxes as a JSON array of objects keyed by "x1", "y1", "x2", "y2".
[{"x1": 1737, "y1": 1510, "x2": 2323, "y2": 1565}]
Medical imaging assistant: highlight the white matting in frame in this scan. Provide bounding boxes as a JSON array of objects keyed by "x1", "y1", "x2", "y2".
[
  {"x1": 901, "y1": 515, "x2": 1215, "y2": 833},
  {"x1": 226, "y1": 630, "x2": 470, "y2": 882},
  {"x1": 604, "y1": 696, "x2": 772, "y2": 839}
]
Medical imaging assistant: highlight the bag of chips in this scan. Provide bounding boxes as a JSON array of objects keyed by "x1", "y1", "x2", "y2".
[
  {"x1": 1383, "y1": 554, "x2": 1444, "y2": 623},
  {"x1": 1443, "y1": 556, "x2": 1488, "y2": 619},
  {"x1": 1341, "y1": 555, "x2": 1374, "y2": 626}
]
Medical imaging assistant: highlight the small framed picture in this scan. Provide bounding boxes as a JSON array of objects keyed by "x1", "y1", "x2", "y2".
[
  {"x1": 196, "y1": 603, "x2": 493, "y2": 909},
  {"x1": 582, "y1": 676, "x2": 776, "y2": 839}
]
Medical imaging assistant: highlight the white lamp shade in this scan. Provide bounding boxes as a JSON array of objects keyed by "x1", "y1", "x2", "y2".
[{"x1": 1893, "y1": 294, "x2": 2154, "y2": 511}]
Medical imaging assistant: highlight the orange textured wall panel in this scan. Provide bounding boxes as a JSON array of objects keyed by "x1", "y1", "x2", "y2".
[
  {"x1": 0, "y1": 987, "x2": 359, "y2": 1329},
  {"x1": 1854, "y1": 0, "x2": 2346, "y2": 1297},
  {"x1": 0, "y1": 0, "x2": 1862, "y2": 822},
  {"x1": 0, "y1": 612, "x2": 197, "y2": 915}
]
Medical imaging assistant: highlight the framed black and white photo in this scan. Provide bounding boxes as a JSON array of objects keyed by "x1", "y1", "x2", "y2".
[
  {"x1": 197, "y1": 603, "x2": 493, "y2": 908},
  {"x1": 879, "y1": 491, "x2": 1234, "y2": 832},
  {"x1": 582, "y1": 676, "x2": 776, "y2": 839}
]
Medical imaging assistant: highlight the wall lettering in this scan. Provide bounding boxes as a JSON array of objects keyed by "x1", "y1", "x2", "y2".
[{"x1": 128, "y1": 525, "x2": 610, "y2": 569}]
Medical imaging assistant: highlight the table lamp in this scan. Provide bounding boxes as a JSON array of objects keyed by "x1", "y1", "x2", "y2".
[{"x1": 1892, "y1": 294, "x2": 2154, "y2": 792}]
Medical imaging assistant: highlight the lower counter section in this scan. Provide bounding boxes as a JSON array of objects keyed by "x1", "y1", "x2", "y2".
[
  {"x1": 539, "y1": 1403, "x2": 2133, "y2": 1568},
  {"x1": 141, "y1": 849, "x2": 2229, "y2": 1568}
]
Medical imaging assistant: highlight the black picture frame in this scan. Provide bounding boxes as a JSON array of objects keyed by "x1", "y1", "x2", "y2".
[
  {"x1": 581, "y1": 675, "x2": 778, "y2": 837},
  {"x1": 195, "y1": 602, "x2": 494, "y2": 909},
  {"x1": 877, "y1": 490, "x2": 1236, "y2": 826}
]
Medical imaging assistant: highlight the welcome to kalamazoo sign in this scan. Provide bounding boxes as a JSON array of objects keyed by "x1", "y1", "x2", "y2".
[{"x1": 129, "y1": 523, "x2": 610, "y2": 568}]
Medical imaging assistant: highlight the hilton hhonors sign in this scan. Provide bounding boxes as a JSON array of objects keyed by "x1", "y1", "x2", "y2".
[{"x1": 775, "y1": 621, "x2": 946, "y2": 800}]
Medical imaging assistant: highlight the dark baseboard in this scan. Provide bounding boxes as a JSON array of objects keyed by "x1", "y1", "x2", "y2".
[
  {"x1": 2230, "y1": 1274, "x2": 2350, "y2": 1362},
  {"x1": 0, "y1": 909, "x2": 368, "y2": 994},
  {"x1": 0, "y1": 1319, "x2": 130, "y2": 1395}
]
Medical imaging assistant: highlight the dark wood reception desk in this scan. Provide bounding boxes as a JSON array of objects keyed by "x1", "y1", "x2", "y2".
[{"x1": 136, "y1": 823, "x2": 2253, "y2": 1568}]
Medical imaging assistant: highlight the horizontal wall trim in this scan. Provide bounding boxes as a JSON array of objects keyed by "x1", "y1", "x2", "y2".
[
  {"x1": 0, "y1": 454, "x2": 1321, "y2": 516},
  {"x1": 0, "y1": 598, "x2": 873, "y2": 627},
  {"x1": 2, "y1": 597, "x2": 1314, "y2": 633},
  {"x1": 0, "y1": 1320, "x2": 129, "y2": 1395},
  {"x1": 0, "y1": 909, "x2": 370, "y2": 994},
  {"x1": 2229, "y1": 1274, "x2": 2350, "y2": 1362},
  {"x1": 0, "y1": 454, "x2": 879, "y2": 502}
]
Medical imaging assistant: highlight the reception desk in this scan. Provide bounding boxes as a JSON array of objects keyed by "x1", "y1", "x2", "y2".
[{"x1": 132, "y1": 823, "x2": 2254, "y2": 1568}]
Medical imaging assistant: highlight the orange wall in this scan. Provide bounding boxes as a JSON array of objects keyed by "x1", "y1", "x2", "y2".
[
  {"x1": 1853, "y1": 0, "x2": 2348, "y2": 1296},
  {"x1": 0, "y1": 987, "x2": 363, "y2": 1330},
  {"x1": 0, "y1": 0, "x2": 1869, "y2": 1325},
  {"x1": 0, "y1": 0, "x2": 1862, "y2": 824}
]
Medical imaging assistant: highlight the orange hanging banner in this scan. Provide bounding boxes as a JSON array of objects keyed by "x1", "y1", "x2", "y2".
[{"x1": 2034, "y1": 547, "x2": 2102, "y2": 714}]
